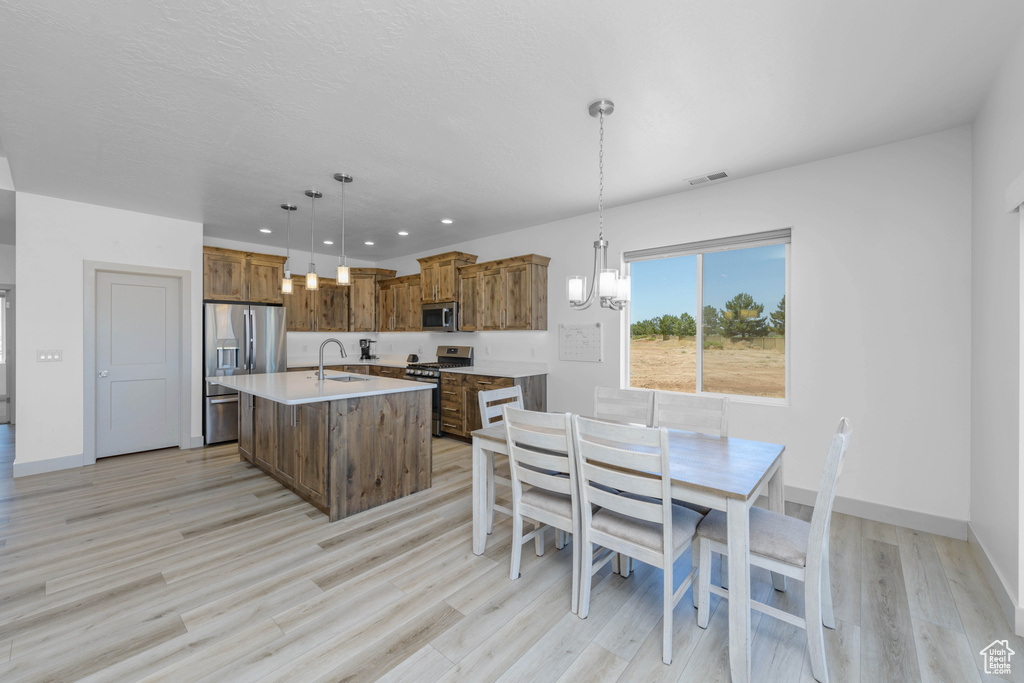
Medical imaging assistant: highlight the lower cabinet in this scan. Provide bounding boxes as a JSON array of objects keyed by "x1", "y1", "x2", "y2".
[
  {"x1": 439, "y1": 373, "x2": 548, "y2": 437},
  {"x1": 239, "y1": 392, "x2": 254, "y2": 462},
  {"x1": 370, "y1": 365, "x2": 406, "y2": 379},
  {"x1": 249, "y1": 396, "x2": 328, "y2": 510}
]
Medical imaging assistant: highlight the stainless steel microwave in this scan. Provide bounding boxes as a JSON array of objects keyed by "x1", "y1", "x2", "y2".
[{"x1": 421, "y1": 302, "x2": 459, "y2": 332}]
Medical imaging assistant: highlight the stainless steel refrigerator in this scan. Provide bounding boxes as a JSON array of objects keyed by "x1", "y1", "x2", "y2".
[{"x1": 204, "y1": 303, "x2": 287, "y2": 444}]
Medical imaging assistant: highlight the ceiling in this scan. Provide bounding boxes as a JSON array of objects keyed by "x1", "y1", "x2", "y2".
[{"x1": 0, "y1": 1, "x2": 1022, "y2": 261}]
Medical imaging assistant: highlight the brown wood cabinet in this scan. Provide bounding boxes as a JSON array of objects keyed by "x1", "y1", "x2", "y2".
[
  {"x1": 277, "y1": 402, "x2": 328, "y2": 507},
  {"x1": 249, "y1": 396, "x2": 329, "y2": 511},
  {"x1": 369, "y1": 365, "x2": 406, "y2": 379},
  {"x1": 440, "y1": 373, "x2": 465, "y2": 436},
  {"x1": 458, "y1": 255, "x2": 549, "y2": 331},
  {"x1": 253, "y1": 397, "x2": 278, "y2": 472},
  {"x1": 457, "y1": 269, "x2": 483, "y2": 331},
  {"x1": 203, "y1": 247, "x2": 286, "y2": 304},
  {"x1": 285, "y1": 279, "x2": 350, "y2": 332},
  {"x1": 350, "y1": 268, "x2": 397, "y2": 332},
  {"x1": 418, "y1": 251, "x2": 477, "y2": 304},
  {"x1": 377, "y1": 274, "x2": 422, "y2": 332},
  {"x1": 438, "y1": 372, "x2": 548, "y2": 438},
  {"x1": 239, "y1": 392, "x2": 254, "y2": 462}
]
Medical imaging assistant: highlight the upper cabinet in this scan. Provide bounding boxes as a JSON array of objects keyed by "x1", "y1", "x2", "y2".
[
  {"x1": 285, "y1": 278, "x2": 349, "y2": 332},
  {"x1": 203, "y1": 247, "x2": 286, "y2": 304},
  {"x1": 349, "y1": 268, "x2": 397, "y2": 332},
  {"x1": 459, "y1": 254, "x2": 549, "y2": 331},
  {"x1": 418, "y1": 251, "x2": 478, "y2": 304},
  {"x1": 378, "y1": 274, "x2": 422, "y2": 332}
]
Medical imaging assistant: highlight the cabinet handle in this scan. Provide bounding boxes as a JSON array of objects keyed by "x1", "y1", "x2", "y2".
[
  {"x1": 442, "y1": 422, "x2": 460, "y2": 430},
  {"x1": 477, "y1": 380, "x2": 493, "y2": 385},
  {"x1": 442, "y1": 390, "x2": 458, "y2": 395}
]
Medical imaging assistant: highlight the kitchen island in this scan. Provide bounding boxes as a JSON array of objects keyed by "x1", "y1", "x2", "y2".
[{"x1": 210, "y1": 370, "x2": 432, "y2": 521}]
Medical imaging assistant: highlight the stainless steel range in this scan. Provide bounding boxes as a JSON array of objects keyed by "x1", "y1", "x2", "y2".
[{"x1": 405, "y1": 345, "x2": 473, "y2": 436}]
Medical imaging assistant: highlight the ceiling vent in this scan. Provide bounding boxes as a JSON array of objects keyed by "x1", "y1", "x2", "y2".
[{"x1": 687, "y1": 170, "x2": 730, "y2": 186}]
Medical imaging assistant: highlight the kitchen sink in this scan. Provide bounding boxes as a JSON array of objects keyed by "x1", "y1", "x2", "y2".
[{"x1": 322, "y1": 375, "x2": 369, "y2": 382}]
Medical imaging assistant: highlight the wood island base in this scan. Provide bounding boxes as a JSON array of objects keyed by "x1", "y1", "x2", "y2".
[{"x1": 238, "y1": 389, "x2": 432, "y2": 521}]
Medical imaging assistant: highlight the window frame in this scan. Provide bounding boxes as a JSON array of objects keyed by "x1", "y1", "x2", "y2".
[{"x1": 621, "y1": 228, "x2": 791, "y2": 406}]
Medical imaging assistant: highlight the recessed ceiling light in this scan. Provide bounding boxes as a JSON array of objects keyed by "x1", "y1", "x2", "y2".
[
  {"x1": 260, "y1": 228, "x2": 272, "y2": 233},
  {"x1": 398, "y1": 231, "x2": 409, "y2": 236},
  {"x1": 323, "y1": 240, "x2": 333, "y2": 245},
  {"x1": 441, "y1": 219, "x2": 453, "y2": 224},
  {"x1": 364, "y1": 241, "x2": 374, "y2": 246}
]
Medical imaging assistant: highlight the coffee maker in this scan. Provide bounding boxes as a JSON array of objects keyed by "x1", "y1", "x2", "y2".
[{"x1": 359, "y1": 339, "x2": 376, "y2": 360}]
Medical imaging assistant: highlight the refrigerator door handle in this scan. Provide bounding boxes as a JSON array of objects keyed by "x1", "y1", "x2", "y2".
[{"x1": 248, "y1": 309, "x2": 255, "y2": 371}]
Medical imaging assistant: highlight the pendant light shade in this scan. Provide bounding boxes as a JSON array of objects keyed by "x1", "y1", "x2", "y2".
[
  {"x1": 333, "y1": 173, "x2": 353, "y2": 286},
  {"x1": 304, "y1": 189, "x2": 322, "y2": 291},
  {"x1": 280, "y1": 203, "x2": 297, "y2": 294},
  {"x1": 567, "y1": 100, "x2": 630, "y2": 311}
]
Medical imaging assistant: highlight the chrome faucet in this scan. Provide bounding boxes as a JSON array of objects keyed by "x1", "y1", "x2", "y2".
[{"x1": 318, "y1": 338, "x2": 347, "y2": 380}]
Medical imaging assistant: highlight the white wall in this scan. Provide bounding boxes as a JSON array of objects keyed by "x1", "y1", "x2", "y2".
[
  {"x1": 0, "y1": 244, "x2": 15, "y2": 279},
  {"x1": 972, "y1": 21, "x2": 1024, "y2": 627},
  {"x1": 378, "y1": 126, "x2": 974, "y2": 533},
  {"x1": 15, "y1": 193, "x2": 203, "y2": 470}
]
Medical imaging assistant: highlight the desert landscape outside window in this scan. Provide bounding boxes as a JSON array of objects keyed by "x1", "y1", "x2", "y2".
[{"x1": 625, "y1": 231, "x2": 789, "y2": 400}]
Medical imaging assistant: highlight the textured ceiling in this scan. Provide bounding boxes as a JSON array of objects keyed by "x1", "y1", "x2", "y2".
[{"x1": 0, "y1": 0, "x2": 1022, "y2": 260}]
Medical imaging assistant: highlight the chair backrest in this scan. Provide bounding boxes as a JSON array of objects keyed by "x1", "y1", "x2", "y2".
[
  {"x1": 572, "y1": 415, "x2": 673, "y2": 558},
  {"x1": 806, "y1": 418, "x2": 853, "y2": 579},
  {"x1": 593, "y1": 387, "x2": 655, "y2": 427},
  {"x1": 503, "y1": 406, "x2": 576, "y2": 511},
  {"x1": 652, "y1": 392, "x2": 729, "y2": 436},
  {"x1": 479, "y1": 385, "x2": 524, "y2": 427}
]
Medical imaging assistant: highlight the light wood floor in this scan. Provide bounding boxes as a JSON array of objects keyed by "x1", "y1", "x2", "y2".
[{"x1": 0, "y1": 428, "x2": 1018, "y2": 682}]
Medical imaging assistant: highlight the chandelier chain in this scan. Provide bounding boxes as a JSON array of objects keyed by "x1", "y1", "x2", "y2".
[
  {"x1": 598, "y1": 110, "x2": 604, "y2": 241},
  {"x1": 341, "y1": 181, "x2": 346, "y2": 266}
]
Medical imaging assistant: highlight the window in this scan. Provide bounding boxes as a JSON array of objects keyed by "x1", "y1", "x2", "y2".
[{"x1": 625, "y1": 229, "x2": 789, "y2": 400}]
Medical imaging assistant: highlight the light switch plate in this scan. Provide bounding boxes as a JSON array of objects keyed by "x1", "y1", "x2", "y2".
[{"x1": 36, "y1": 349, "x2": 63, "y2": 362}]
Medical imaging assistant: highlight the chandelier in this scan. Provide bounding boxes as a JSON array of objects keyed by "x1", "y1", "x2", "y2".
[{"x1": 567, "y1": 99, "x2": 630, "y2": 311}]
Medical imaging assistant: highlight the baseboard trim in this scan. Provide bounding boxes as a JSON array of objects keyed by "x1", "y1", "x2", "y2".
[
  {"x1": 13, "y1": 453, "x2": 85, "y2": 478},
  {"x1": 785, "y1": 485, "x2": 968, "y2": 540},
  {"x1": 189, "y1": 436, "x2": 205, "y2": 449},
  {"x1": 968, "y1": 524, "x2": 1023, "y2": 635}
]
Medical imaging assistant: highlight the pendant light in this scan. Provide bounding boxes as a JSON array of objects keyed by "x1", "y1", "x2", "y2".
[
  {"x1": 333, "y1": 173, "x2": 353, "y2": 285},
  {"x1": 567, "y1": 100, "x2": 630, "y2": 311},
  {"x1": 279, "y1": 203, "x2": 298, "y2": 294},
  {"x1": 304, "y1": 189, "x2": 322, "y2": 290}
]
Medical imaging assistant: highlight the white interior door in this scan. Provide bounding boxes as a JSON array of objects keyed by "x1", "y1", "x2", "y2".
[{"x1": 96, "y1": 272, "x2": 180, "y2": 457}]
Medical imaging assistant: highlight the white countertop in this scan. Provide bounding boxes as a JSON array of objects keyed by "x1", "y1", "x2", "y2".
[
  {"x1": 209, "y1": 370, "x2": 431, "y2": 405},
  {"x1": 287, "y1": 358, "x2": 409, "y2": 369},
  {"x1": 440, "y1": 365, "x2": 547, "y2": 379}
]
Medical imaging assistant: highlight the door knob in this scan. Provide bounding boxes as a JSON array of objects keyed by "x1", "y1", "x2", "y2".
[{"x1": 98, "y1": 370, "x2": 109, "y2": 378}]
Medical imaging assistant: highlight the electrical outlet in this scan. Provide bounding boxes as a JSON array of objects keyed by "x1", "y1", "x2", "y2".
[{"x1": 485, "y1": 346, "x2": 491, "y2": 355}]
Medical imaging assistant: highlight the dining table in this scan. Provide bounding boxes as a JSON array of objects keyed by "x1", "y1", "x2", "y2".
[{"x1": 470, "y1": 420, "x2": 786, "y2": 683}]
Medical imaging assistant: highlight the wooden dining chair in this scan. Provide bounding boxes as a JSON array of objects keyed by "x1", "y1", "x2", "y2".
[
  {"x1": 593, "y1": 387, "x2": 655, "y2": 426},
  {"x1": 694, "y1": 418, "x2": 853, "y2": 683},
  {"x1": 503, "y1": 406, "x2": 581, "y2": 614},
  {"x1": 478, "y1": 386, "x2": 524, "y2": 532},
  {"x1": 572, "y1": 415, "x2": 706, "y2": 664},
  {"x1": 652, "y1": 392, "x2": 729, "y2": 436}
]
